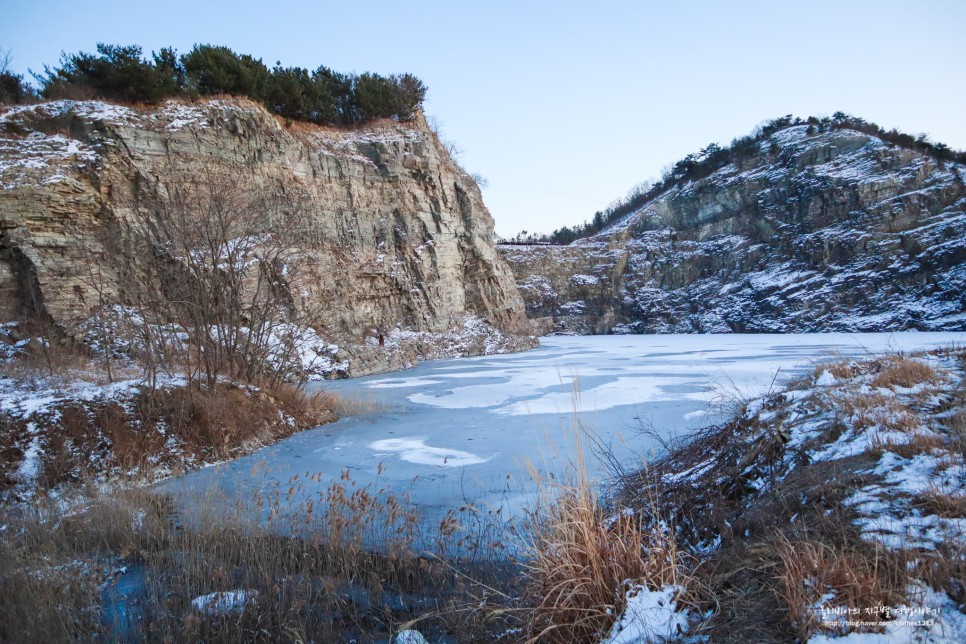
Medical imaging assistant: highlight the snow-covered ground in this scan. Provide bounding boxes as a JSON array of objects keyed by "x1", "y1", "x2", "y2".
[
  {"x1": 621, "y1": 340, "x2": 966, "y2": 642},
  {"x1": 160, "y1": 332, "x2": 965, "y2": 541}
]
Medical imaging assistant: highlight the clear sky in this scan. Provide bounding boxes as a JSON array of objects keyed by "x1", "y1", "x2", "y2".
[{"x1": 2, "y1": 0, "x2": 964, "y2": 237}]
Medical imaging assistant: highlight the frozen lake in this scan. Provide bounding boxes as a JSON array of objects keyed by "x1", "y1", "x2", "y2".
[{"x1": 161, "y1": 333, "x2": 965, "y2": 538}]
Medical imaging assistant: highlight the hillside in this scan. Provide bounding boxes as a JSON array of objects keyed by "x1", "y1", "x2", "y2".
[
  {"x1": 608, "y1": 349, "x2": 966, "y2": 642},
  {"x1": 0, "y1": 99, "x2": 535, "y2": 377},
  {"x1": 501, "y1": 122, "x2": 966, "y2": 334}
]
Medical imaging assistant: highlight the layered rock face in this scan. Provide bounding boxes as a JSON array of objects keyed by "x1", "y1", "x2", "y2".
[
  {"x1": 0, "y1": 99, "x2": 534, "y2": 375},
  {"x1": 502, "y1": 126, "x2": 966, "y2": 333}
]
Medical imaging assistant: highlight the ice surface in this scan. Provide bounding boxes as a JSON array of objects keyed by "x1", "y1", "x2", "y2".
[{"x1": 161, "y1": 332, "x2": 965, "y2": 540}]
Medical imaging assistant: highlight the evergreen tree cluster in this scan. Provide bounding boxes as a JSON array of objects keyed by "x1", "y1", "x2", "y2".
[
  {"x1": 509, "y1": 113, "x2": 966, "y2": 246},
  {"x1": 25, "y1": 43, "x2": 426, "y2": 124},
  {"x1": 0, "y1": 69, "x2": 35, "y2": 105},
  {"x1": 0, "y1": 50, "x2": 37, "y2": 105}
]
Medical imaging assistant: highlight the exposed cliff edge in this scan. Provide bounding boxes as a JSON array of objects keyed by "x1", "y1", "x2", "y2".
[
  {"x1": 0, "y1": 99, "x2": 535, "y2": 376},
  {"x1": 501, "y1": 125, "x2": 966, "y2": 334}
]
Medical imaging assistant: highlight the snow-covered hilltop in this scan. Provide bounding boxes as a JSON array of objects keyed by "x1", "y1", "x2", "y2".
[{"x1": 501, "y1": 123, "x2": 966, "y2": 334}]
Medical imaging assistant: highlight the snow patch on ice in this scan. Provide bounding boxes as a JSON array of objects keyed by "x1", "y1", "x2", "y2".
[{"x1": 368, "y1": 437, "x2": 489, "y2": 467}]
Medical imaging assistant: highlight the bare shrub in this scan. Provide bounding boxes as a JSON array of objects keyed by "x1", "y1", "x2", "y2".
[{"x1": 83, "y1": 161, "x2": 336, "y2": 390}]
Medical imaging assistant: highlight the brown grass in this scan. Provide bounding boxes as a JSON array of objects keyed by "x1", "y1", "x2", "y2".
[
  {"x1": 262, "y1": 380, "x2": 335, "y2": 426},
  {"x1": 521, "y1": 451, "x2": 693, "y2": 644},
  {"x1": 914, "y1": 545, "x2": 966, "y2": 607},
  {"x1": 950, "y1": 405, "x2": 966, "y2": 460},
  {"x1": 870, "y1": 430, "x2": 945, "y2": 459},
  {"x1": 608, "y1": 347, "x2": 966, "y2": 642},
  {"x1": 870, "y1": 357, "x2": 940, "y2": 390},
  {"x1": 1, "y1": 379, "x2": 336, "y2": 495},
  {"x1": 835, "y1": 392, "x2": 920, "y2": 434},
  {"x1": 0, "y1": 473, "x2": 509, "y2": 642},
  {"x1": 0, "y1": 488, "x2": 168, "y2": 641},
  {"x1": 523, "y1": 486, "x2": 677, "y2": 643},
  {"x1": 836, "y1": 391, "x2": 891, "y2": 415},
  {"x1": 917, "y1": 486, "x2": 966, "y2": 519},
  {"x1": 322, "y1": 390, "x2": 392, "y2": 416},
  {"x1": 775, "y1": 536, "x2": 906, "y2": 639},
  {"x1": 814, "y1": 359, "x2": 860, "y2": 381},
  {"x1": 2, "y1": 337, "x2": 96, "y2": 380}
]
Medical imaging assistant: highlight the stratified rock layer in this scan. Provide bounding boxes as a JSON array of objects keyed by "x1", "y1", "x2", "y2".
[
  {"x1": 501, "y1": 126, "x2": 966, "y2": 334},
  {"x1": 0, "y1": 100, "x2": 534, "y2": 375}
]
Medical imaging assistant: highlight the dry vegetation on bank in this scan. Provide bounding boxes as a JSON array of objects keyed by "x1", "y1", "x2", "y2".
[
  {"x1": 610, "y1": 349, "x2": 966, "y2": 642},
  {"x1": 3, "y1": 347, "x2": 966, "y2": 642},
  {"x1": 0, "y1": 475, "x2": 514, "y2": 642},
  {"x1": 0, "y1": 340, "x2": 335, "y2": 500}
]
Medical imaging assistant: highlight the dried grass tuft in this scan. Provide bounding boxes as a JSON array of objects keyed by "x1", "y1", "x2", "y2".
[
  {"x1": 815, "y1": 359, "x2": 859, "y2": 381},
  {"x1": 870, "y1": 431, "x2": 945, "y2": 459},
  {"x1": 524, "y1": 487, "x2": 670, "y2": 642},
  {"x1": 775, "y1": 536, "x2": 906, "y2": 640},
  {"x1": 916, "y1": 486, "x2": 966, "y2": 519},
  {"x1": 522, "y1": 459, "x2": 692, "y2": 644},
  {"x1": 870, "y1": 357, "x2": 939, "y2": 390}
]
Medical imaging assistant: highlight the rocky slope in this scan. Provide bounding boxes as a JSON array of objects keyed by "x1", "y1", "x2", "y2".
[
  {"x1": 614, "y1": 349, "x2": 966, "y2": 641},
  {"x1": 502, "y1": 125, "x2": 966, "y2": 334},
  {"x1": 0, "y1": 99, "x2": 534, "y2": 376}
]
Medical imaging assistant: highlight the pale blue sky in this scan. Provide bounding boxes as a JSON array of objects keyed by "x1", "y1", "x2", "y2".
[{"x1": 2, "y1": 1, "x2": 964, "y2": 236}]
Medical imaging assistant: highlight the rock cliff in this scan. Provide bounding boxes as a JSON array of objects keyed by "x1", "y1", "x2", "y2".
[
  {"x1": 0, "y1": 99, "x2": 534, "y2": 376},
  {"x1": 502, "y1": 125, "x2": 966, "y2": 333}
]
